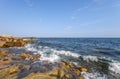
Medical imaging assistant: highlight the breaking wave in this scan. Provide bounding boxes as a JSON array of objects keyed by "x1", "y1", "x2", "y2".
[{"x1": 24, "y1": 44, "x2": 120, "y2": 79}]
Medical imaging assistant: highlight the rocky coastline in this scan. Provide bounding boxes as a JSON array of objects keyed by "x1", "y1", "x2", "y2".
[{"x1": 0, "y1": 35, "x2": 87, "y2": 79}]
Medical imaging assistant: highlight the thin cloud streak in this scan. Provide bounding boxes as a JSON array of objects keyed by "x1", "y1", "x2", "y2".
[{"x1": 70, "y1": 1, "x2": 94, "y2": 20}]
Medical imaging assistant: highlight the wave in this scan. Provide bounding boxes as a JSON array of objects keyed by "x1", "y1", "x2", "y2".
[{"x1": 24, "y1": 44, "x2": 120, "y2": 79}]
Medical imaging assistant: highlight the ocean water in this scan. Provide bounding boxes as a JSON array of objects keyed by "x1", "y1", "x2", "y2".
[{"x1": 25, "y1": 38, "x2": 120, "y2": 79}]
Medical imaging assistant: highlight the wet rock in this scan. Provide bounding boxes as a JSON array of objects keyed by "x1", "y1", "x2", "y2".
[
  {"x1": 35, "y1": 53, "x2": 41, "y2": 59},
  {"x1": 30, "y1": 62, "x2": 54, "y2": 73}
]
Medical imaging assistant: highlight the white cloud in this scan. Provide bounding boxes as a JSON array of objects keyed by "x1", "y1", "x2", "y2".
[{"x1": 70, "y1": 1, "x2": 93, "y2": 20}]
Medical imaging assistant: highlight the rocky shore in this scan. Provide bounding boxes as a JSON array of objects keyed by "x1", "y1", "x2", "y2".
[{"x1": 0, "y1": 35, "x2": 88, "y2": 79}]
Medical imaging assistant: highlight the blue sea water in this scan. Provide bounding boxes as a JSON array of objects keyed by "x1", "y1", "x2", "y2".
[
  {"x1": 37, "y1": 38, "x2": 120, "y2": 60},
  {"x1": 25, "y1": 38, "x2": 120, "y2": 79}
]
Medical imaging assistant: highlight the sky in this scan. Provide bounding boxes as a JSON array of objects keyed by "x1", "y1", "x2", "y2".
[{"x1": 0, "y1": 0, "x2": 120, "y2": 37}]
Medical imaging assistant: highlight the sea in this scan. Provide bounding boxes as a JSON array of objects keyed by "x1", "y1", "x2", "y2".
[{"x1": 24, "y1": 38, "x2": 120, "y2": 79}]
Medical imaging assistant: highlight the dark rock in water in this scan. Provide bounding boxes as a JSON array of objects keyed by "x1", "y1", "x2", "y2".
[
  {"x1": 95, "y1": 61, "x2": 109, "y2": 74},
  {"x1": 78, "y1": 56, "x2": 84, "y2": 61},
  {"x1": 30, "y1": 62, "x2": 55, "y2": 73}
]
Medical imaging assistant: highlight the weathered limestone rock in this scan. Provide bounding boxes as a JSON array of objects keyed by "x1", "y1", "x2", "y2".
[
  {"x1": 0, "y1": 66, "x2": 20, "y2": 79},
  {"x1": 20, "y1": 53, "x2": 32, "y2": 59},
  {"x1": 11, "y1": 56, "x2": 22, "y2": 61},
  {"x1": 57, "y1": 69, "x2": 64, "y2": 78},
  {"x1": 23, "y1": 73, "x2": 56, "y2": 79},
  {"x1": 0, "y1": 41, "x2": 6, "y2": 47},
  {"x1": 81, "y1": 67, "x2": 87, "y2": 72},
  {"x1": 0, "y1": 50, "x2": 7, "y2": 56},
  {"x1": 0, "y1": 35, "x2": 28, "y2": 48}
]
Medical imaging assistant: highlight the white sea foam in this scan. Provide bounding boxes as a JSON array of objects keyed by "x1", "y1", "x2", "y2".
[
  {"x1": 25, "y1": 44, "x2": 120, "y2": 76},
  {"x1": 83, "y1": 55, "x2": 98, "y2": 62},
  {"x1": 109, "y1": 61, "x2": 120, "y2": 74},
  {"x1": 81, "y1": 72, "x2": 107, "y2": 79},
  {"x1": 25, "y1": 44, "x2": 80, "y2": 62}
]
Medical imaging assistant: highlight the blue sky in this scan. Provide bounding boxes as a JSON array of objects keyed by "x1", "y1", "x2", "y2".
[{"x1": 0, "y1": 0, "x2": 120, "y2": 37}]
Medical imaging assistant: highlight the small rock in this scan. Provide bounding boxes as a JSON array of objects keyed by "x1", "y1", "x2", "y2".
[
  {"x1": 9, "y1": 67, "x2": 19, "y2": 74},
  {"x1": 57, "y1": 69, "x2": 64, "y2": 78},
  {"x1": 73, "y1": 69, "x2": 80, "y2": 76},
  {"x1": 81, "y1": 67, "x2": 87, "y2": 72},
  {"x1": 0, "y1": 50, "x2": 7, "y2": 56},
  {"x1": 11, "y1": 56, "x2": 22, "y2": 61}
]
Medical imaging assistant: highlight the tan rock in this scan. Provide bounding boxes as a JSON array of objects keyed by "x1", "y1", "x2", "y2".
[
  {"x1": 2, "y1": 58, "x2": 11, "y2": 65},
  {"x1": 11, "y1": 56, "x2": 22, "y2": 61},
  {"x1": 20, "y1": 52, "x2": 34, "y2": 61},
  {"x1": 81, "y1": 67, "x2": 87, "y2": 72},
  {"x1": 64, "y1": 74, "x2": 71, "y2": 79},
  {"x1": 57, "y1": 69, "x2": 64, "y2": 78},
  {"x1": 0, "y1": 66, "x2": 20, "y2": 79},
  {"x1": 73, "y1": 69, "x2": 80, "y2": 76},
  {"x1": 79, "y1": 75, "x2": 85, "y2": 79},
  {"x1": 0, "y1": 50, "x2": 8, "y2": 56},
  {"x1": 0, "y1": 41, "x2": 6, "y2": 47},
  {"x1": 23, "y1": 73, "x2": 56, "y2": 79},
  {"x1": 20, "y1": 53, "x2": 29, "y2": 59},
  {"x1": 9, "y1": 68, "x2": 19, "y2": 74}
]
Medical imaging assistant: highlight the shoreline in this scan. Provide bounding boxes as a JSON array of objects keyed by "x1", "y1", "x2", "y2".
[{"x1": 0, "y1": 35, "x2": 87, "y2": 79}]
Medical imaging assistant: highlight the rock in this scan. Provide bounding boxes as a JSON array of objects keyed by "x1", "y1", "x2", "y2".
[
  {"x1": 0, "y1": 41, "x2": 6, "y2": 47},
  {"x1": 2, "y1": 58, "x2": 11, "y2": 65},
  {"x1": 9, "y1": 67, "x2": 19, "y2": 74},
  {"x1": 23, "y1": 73, "x2": 56, "y2": 79},
  {"x1": 57, "y1": 69, "x2": 64, "y2": 78},
  {"x1": 0, "y1": 60, "x2": 9, "y2": 69},
  {"x1": 11, "y1": 56, "x2": 22, "y2": 61},
  {"x1": 0, "y1": 50, "x2": 7, "y2": 56},
  {"x1": 20, "y1": 52, "x2": 33, "y2": 60},
  {"x1": 73, "y1": 69, "x2": 80, "y2": 76},
  {"x1": 79, "y1": 75, "x2": 85, "y2": 79},
  {"x1": 18, "y1": 64, "x2": 30, "y2": 70},
  {"x1": 35, "y1": 53, "x2": 41, "y2": 59},
  {"x1": 0, "y1": 35, "x2": 28, "y2": 48},
  {"x1": 3, "y1": 42, "x2": 14, "y2": 47},
  {"x1": 81, "y1": 67, "x2": 87, "y2": 72},
  {"x1": 0, "y1": 66, "x2": 20, "y2": 79},
  {"x1": 64, "y1": 74, "x2": 71, "y2": 79}
]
